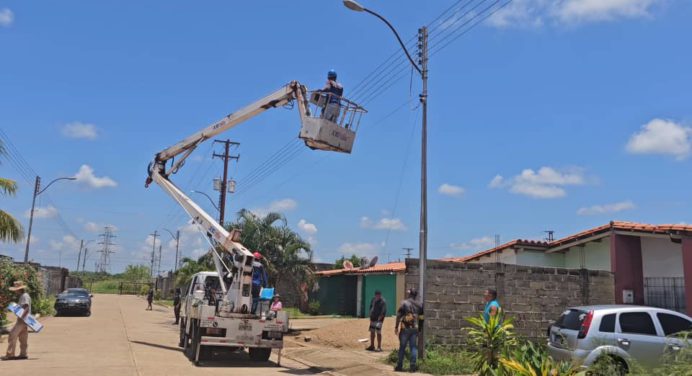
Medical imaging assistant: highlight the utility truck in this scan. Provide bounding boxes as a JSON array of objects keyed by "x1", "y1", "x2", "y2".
[{"x1": 145, "y1": 80, "x2": 366, "y2": 364}]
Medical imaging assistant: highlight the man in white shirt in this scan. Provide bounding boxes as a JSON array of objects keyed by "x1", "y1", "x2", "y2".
[{"x1": 2, "y1": 281, "x2": 31, "y2": 360}]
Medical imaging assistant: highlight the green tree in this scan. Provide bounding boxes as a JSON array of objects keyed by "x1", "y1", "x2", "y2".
[
  {"x1": 226, "y1": 209, "x2": 313, "y2": 293},
  {"x1": 122, "y1": 265, "x2": 150, "y2": 282},
  {"x1": 0, "y1": 141, "x2": 23, "y2": 243},
  {"x1": 334, "y1": 254, "x2": 363, "y2": 269}
]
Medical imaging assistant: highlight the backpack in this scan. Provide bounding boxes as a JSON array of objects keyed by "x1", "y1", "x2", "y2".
[{"x1": 401, "y1": 301, "x2": 417, "y2": 329}]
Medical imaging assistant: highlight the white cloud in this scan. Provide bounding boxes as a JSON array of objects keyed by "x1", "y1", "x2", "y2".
[
  {"x1": 338, "y1": 242, "x2": 380, "y2": 256},
  {"x1": 360, "y1": 216, "x2": 407, "y2": 231},
  {"x1": 49, "y1": 235, "x2": 80, "y2": 251},
  {"x1": 25, "y1": 205, "x2": 58, "y2": 219},
  {"x1": 626, "y1": 119, "x2": 691, "y2": 160},
  {"x1": 555, "y1": 0, "x2": 658, "y2": 23},
  {"x1": 488, "y1": 0, "x2": 662, "y2": 27},
  {"x1": 84, "y1": 222, "x2": 118, "y2": 233},
  {"x1": 297, "y1": 219, "x2": 318, "y2": 235},
  {"x1": 251, "y1": 198, "x2": 297, "y2": 216},
  {"x1": 450, "y1": 236, "x2": 496, "y2": 251},
  {"x1": 490, "y1": 166, "x2": 587, "y2": 199},
  {"x1": 438, "y1": 183, "x2": 465, "y2": 197},
  {"x1": 0, "y1": 8, "x2": 14, "y2": 28},
  {"x1": 74, "y1": 164, "x2": 117, "y2": 188},
  {"x1": 577, "y1": 201, "x2": 636, "y2": 216},
  {"x1": 61, "y1": 122, "x2": 98, "y2": 140}
]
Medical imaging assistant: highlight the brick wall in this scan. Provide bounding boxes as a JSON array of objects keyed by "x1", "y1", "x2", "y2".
[{"x1": 405, "y1": 259, "x2": 614, "y2": 344}]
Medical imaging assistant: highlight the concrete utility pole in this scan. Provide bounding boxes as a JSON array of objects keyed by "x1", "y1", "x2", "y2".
[
  {"x1": 149, "y1": 230, "x2": 158, "y2": 279},
  {"x1": 212, "y1": 139, "x2": 239, "y2": 226},
  {"x1": 157, "y1": 244, "x2": 162, "y2": 278},
  {"x1": 342, "y1": 0, "x2": 429, "y2": 357},
  {"x1": 163, "y1": 229, "x2": 181, "y2": 273},
  {"x1": 76, "y1": 239, "x2": 84, "y2": 271},
  {"x1": 82, "y1": 248, "x2": 88, "y2": 272}
]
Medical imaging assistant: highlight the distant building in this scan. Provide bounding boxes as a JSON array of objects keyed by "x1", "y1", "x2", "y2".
[
  {"x1": 313, "y1": 262, "x2": 406, "y2": 317},
  {"x1": 445, "y1": 221, "x2": 692, "y2": 315}
]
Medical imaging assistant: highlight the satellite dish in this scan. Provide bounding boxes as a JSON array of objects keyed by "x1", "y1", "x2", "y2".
[
  {"x1": 343, "y1": 260, "x2": 354, "y2": 270},
  {"x1": 359, "y1": 257, "x2": 369, "y2": 269},
  {"x1": 369, "y1": 256, "x2": 379, "y2": 268}
]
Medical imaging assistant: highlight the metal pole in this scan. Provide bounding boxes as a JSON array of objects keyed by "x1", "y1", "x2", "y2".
[
  {"x1": 219, "y1": 141, "x2": 230, "y2": 226},
  {"x1": 174, "y1": 230, "x2": 180, "y2": 273},
  {"x1": 23, "y1": 176, "x2": 40, "y2": 264},
  {"x1": 150, "y1": 230, "x2": 158, "y2": 279},
  {"x1": 77, "y1": 239, "x2": 84, "y2": 272},
  {"x1": 417, "y1": 25, "x2": 429, "y2": 358}
]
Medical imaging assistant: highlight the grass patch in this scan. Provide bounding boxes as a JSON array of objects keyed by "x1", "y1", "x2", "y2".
[
  {"x1": 284, "y1": 307, "x2": 309, "y2": 319},
  {"x1": 386, "y1": 345, "x2": 475, "y2": 375},
  {"x1": 155, "y1": 299, "x2": 174, "y2": 307},
  {"x1": 89, "y1": 279, "x2": 121, "y2": 294}
]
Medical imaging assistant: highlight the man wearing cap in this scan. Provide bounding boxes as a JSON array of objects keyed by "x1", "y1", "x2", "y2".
[
  {"x1": 2, "y1": 281, "x2": 31, "y2": 361},
  {"x1": 251, "y1": 251, "x2": 268, "y2": 314},
  {"x1": 320, "y1": 69, "x2": 344, "y2": 122},
  {"x1": 366, "y1": 290, "x2": 387, "y2": 352}
]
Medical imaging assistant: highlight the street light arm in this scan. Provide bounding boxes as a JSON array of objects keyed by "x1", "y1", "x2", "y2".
[
  {"x1": 190, "y1": 190, "x2": 220, "y2": 212},
  {"x1": 38, "y1": 177, "x2": 77, "y2": 195},
  {"x1": 363, "y1": 8, "x2": 422, "y2": 76},
  {"x1": 162, "y1": 228, "x2": 179, "y2": 240}
]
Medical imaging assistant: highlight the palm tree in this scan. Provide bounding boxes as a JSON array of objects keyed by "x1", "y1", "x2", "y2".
[
  {"x1": 0, "y1": 141, "x2": 23, "y2": 243},
  {"x1": 227, "y1": 209, "x2": 314, "y2": 306}
]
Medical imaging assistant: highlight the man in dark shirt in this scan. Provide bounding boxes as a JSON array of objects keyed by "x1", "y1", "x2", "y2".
[
  {"x1": 366, "y1": 290, "x2": 386, "y2": 352},
  {"x1": 394, "y1": 288, "x2": 424, "y2": 373},
  {"x1": 172, "y1": 288, "x2": 182, "y2": 325}
]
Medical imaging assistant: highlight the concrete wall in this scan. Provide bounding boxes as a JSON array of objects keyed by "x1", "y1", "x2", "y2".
[
  {"x1": 474, "y1": 249, "x2": 517, "y2": 264},
  {"x1": 564, "y1": 239, "x2": 611, "y2": 271},
  {"x1": 641, "y1": 237, "x2": 683, "y2": 278},
  {"x1": 406, "y1": 260, "x2": 614, "y2": 344}
]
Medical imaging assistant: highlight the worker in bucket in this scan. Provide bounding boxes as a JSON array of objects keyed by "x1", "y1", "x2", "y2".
[
  {"x1": 251, "y1": 251, "x2": 268, "y2": 314},
  {"x1": 320, "y1": 69, "x2": 343, "y2": 122}
]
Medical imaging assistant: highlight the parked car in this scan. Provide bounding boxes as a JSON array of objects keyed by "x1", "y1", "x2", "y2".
[
  {"x1": 547, "y1": 305, "x2": 691, "y2": 373},
  {"x1": 54, "y1": 288, "x2": 93, "y2": 316}
]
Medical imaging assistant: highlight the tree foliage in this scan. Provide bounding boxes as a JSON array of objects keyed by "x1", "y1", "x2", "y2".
[
  {"x1": 0, "y1": 141, "x2": 23, "y2": 243},
  {"x1": 0, "y1": 258, "x2": 44, "y2": 323},
  {"x1": 334, "y1": 254, "x2": 363, "y2": 269},
  {"x1": 122, "y1": 265, "x2": 150, "y2": 282}
]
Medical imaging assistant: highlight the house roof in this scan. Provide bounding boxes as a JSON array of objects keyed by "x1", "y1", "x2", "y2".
[
  {"x1": 316, "y1": 262, "x2": 406, "y2": 277},
  {"x1": 452, "y1": 221, "x2": 692, "y2": 263}
]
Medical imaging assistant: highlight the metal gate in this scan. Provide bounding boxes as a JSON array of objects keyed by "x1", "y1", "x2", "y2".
[{"x1": 644, "y1": 277, "x2": 686, "y2": 313}]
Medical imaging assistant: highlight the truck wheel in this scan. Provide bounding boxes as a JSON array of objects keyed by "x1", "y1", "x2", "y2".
[
  {"x1": 178, "y1": 318, "x2": 187, "y2": 348},
  {"x1": 185, "y1": 319, "x2": 198, "y2": 361},
  {"x1": 249, "y1": 347, "x2": 271, "y2": 362}
]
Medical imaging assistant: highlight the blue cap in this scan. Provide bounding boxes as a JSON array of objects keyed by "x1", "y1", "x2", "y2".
[{"x1": 328, "y1": 69, "x2": 337, "y2": 79}]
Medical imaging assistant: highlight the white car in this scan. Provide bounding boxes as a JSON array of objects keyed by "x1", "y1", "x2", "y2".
[{"x1": 547, "y1": 305, "x2": 691, "y2": 373}]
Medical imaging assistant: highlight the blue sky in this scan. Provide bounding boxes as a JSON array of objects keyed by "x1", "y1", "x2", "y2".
[{"x1": 1, "y1": 0, "x2": 690, "y2": 273}]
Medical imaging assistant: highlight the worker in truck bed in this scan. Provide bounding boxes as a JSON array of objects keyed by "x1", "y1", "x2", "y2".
[{"x1": 251, "y1": 251, "x2": 268, "y2": 314}]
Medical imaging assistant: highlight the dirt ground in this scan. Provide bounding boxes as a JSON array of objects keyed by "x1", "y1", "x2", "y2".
[{"x1": 290, "y1": 318, "x2": 399, "y2": 352}]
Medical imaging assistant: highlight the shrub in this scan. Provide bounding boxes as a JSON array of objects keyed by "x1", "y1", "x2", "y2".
[
  {"x1": 386, "y1": 344, "x2": 476, "y2": 375},
  {"x1": 33, "y1": 297, "x2": 56, "y2": 317},
  {"x1": 465, "y1": 313, "x2": 516, "y2": 375},
  {"x1": 0, "y1": 259, "x2": 45, "y2": 323},
  {"x1": 307, "y1": 300, "x2": 320, "y2": 315}
]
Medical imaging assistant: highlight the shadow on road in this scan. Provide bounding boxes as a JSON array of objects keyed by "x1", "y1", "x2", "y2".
[{"x1": 130, "y1": 340, "x2": 182, "y2": 353}]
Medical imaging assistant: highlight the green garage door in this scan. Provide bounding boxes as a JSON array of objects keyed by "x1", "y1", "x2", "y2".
[{"x1": 361, "y1": 274, "x2": 397, "y2": 317}]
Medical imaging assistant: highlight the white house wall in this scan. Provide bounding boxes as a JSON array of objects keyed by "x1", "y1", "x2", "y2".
[
  {"x1": 641, "y1": 237, "x2": 683, "y2": 278},
  {"x1": 516, "y1": 250, "x2": 564, "y2": 267},
  {"x1": 563, "y1": 238, "x2": 611, "y2": 271},
  {"x1": 474, "y1": 249, "x2": 517, "y2": 264}
]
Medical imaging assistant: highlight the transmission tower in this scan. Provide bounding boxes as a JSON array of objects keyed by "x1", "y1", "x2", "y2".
[{"x1": 97, "y1": 226, "x2": 117, "y2": 273}]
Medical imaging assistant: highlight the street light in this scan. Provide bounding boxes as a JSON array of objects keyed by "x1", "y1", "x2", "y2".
[
  {"x1": 163, "y1": 228, "x2": 181, "y2": 273},
  {"x1": 190, "y1": 190, "x2": 222, "y2": 226},
  {"x1": 343, "y1": 0, "x2": 429, "y2": 357},
  {"x1": 24, "y1": 176, "x2": 77, "y2": 264}
]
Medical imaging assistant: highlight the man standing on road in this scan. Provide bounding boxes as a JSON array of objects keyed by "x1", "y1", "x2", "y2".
[
  {"x1": 394, "y1": 288, "x2": 423, "y2": 373},
  {"x1": 483, "y1": 288, "x2": 501, "y2": 323},
  {"x1": 2, "y1": 281, "x2": 31, "y2": 361},
  {"x1": 146, "y1": 288, "x2": 154, "y2": 311},
  {"x1": 172, "y1": 288, "x2": 182, "y2": 325},
  {"x1": 366, "y1": 290, "x2": 386, "y2": 352}
]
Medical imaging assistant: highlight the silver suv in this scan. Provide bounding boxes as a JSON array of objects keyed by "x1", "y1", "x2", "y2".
[{"x1": 547, "y1": 305, "x2": 691, "y2": 372}]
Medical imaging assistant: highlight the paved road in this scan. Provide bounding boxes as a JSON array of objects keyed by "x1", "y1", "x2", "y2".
[{"x1": 1, "y1": 294, "x2": 318, "y2": 376}]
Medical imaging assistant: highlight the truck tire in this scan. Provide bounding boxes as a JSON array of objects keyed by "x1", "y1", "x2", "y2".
[
  {"x1": 185, "y1": 319, "x2": 199, "y2": 362},
  {"x1": 178, "y1": 317, "x2": 187, "y2": 348},
  {"x1": 248, "y1": 347, "x2": 271, "y2": 362}
]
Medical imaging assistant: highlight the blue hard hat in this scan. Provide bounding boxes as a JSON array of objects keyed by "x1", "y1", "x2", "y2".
[{"x1": 327, "y1": 69, "x2": 337, "y2": 78}]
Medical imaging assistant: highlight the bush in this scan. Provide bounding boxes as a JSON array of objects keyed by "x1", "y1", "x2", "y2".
[
  {"x1": 33, "y1": 297, "x2": 56, "y2": 317},
  {"x1": 308, "y1": 300, "x2": 320, "y2": 315},
  {"x1": 0, "y1": 259, "x2": 46, "y2": 323},
  {"x1": 465, "y1": 313, "x2": 516, "y2": 375}
]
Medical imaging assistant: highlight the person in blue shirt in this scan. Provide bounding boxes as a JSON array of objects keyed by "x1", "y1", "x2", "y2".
[
  {"x1": 251, "y1": 251, "x2": 268, "y2": 314},
  {"x1": 483, "y1": 288, "x2": 501, "y2": 323},
  {"x1": 320, "y1": 69, "x2": 343, "y2": 122}
]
